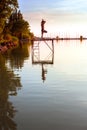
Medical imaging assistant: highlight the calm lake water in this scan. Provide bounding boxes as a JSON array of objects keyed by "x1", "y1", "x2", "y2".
[{"x1": 1, "y1": 40, "x2": 87, "y2": 130}]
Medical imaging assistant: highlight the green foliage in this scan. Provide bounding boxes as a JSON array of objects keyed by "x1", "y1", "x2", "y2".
[
  {"x1": 12, "y1": 36, "x2": 19, "y2": 44},
  {"x1": 0, "y1": 0, "x2": 18, "y2": 34},
  {"x1": 29, "y1": 32, "x2": 34, "y2": 39},
  {"x1": 22, "y1": 34, "x2": 29, "y2": 39},
  {"x1": 0, "y1": 0, "x2": 33, "y2": 43},
  {"x1": 4, "y1": 34, "x2": 12, "y2": 41},
  {"x1": 11, "y1": 19, "x2": 30, "y2": 38}
]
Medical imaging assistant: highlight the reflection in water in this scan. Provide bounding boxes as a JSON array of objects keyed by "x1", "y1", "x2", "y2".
[
  {"x1": 1, "y1": 40, "x2": 87, "y2": 129},
  {"x1": 4, "y1": 44, "x2": 30, "y2": 70},
  {"x1": 0, "y1": 99, "x2": 17, "y2": 130},
  {"x1": 41, "y1": 64, "x2": 47, "y2": 81},
  {"x1": 0, "y1": 43, "x2": 31, "y2": 130},
  {"x1": 0, "y1": 48, "x2": 23, "y2": 129},
  {"x1": 32, "y1": 40, "x2": 54, "y2": 82}
]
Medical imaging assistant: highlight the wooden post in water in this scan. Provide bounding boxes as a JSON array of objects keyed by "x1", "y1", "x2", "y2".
[{"x1": 52, "y1": 39, "x2": 54, "y2": 63}]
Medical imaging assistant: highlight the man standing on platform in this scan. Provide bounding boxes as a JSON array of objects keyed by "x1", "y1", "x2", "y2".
[{"x1": 41, "y1": 19, "x2": 47, "y2": 38}]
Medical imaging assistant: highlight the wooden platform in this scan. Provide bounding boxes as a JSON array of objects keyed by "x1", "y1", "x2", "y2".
[{"x1": 33, "y1": 37, "x2": 55, "y2": 41}]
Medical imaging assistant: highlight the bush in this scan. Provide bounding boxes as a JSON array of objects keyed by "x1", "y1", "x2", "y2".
[
  {"x1": 22, "y1": 34, "x2": 28, "y2": 38},
  {"x1": 4, "y1": 34, "x2": 12, "y2": 41},
  {"x1": 12, "y1": 36, "x2": 19, "y2": 44}
]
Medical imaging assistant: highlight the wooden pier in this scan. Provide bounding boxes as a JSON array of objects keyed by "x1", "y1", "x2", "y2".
[{"x1": 31, "y1": 38, "x2": 54, "y2": 82}]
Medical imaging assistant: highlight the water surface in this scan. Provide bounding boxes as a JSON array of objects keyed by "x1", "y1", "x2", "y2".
[{"x1": 1, "y1": 40, "x2": 87, "y2": 130}]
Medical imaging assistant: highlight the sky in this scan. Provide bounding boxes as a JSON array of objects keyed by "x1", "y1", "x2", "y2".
[{"x1": 18, "y1": 0, "x2": 87, "y2": 37}]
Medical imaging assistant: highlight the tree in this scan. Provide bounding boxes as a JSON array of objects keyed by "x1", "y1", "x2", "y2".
[
  {"x1": 0, "y1": 0, "x2": 18, "y2": 34},
  {"x1": 11, "y1": 19, "x2": 30, "y2": 39}
]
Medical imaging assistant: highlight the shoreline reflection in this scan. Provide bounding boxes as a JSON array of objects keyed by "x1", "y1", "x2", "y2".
[{"x1": 0, "y1": 48, "x2": 23, "y2": 129}]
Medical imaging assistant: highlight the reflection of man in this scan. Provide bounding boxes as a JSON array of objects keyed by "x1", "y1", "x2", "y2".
[
  {"x1": 41, "y1": 19, "x2": 47, "y2": 38},
  {"x1": 41, "y1": 64, "x2": 47, "y2": 82}
]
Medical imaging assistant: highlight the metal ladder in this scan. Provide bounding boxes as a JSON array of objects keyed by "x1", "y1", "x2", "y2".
[{"x1": 32, "y1": 41, "x2": 40, "y2": 62}]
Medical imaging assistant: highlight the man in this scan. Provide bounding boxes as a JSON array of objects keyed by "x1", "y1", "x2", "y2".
[{"x1": 41, "y1": 19, "x2": 47, "y2": 38}]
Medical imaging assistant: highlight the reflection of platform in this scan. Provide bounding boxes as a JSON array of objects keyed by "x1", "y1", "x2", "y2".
[{"x1": 31, "y1": 39, "x2": 54, "y2": 82}]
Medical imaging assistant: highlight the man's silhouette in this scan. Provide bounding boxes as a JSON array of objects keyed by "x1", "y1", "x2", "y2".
[{"x1": 41, "y1": 19, "x2": 47, "y2": 38}]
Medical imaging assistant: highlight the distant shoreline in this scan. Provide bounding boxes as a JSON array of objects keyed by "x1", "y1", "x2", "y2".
[{"x1": 33, "y1": 37, "x2": 86, "y2": 41}]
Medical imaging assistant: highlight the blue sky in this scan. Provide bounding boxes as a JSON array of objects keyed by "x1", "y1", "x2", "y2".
[{"x1": 18, "y1": 0, "x2": 87, "y2": 37}]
